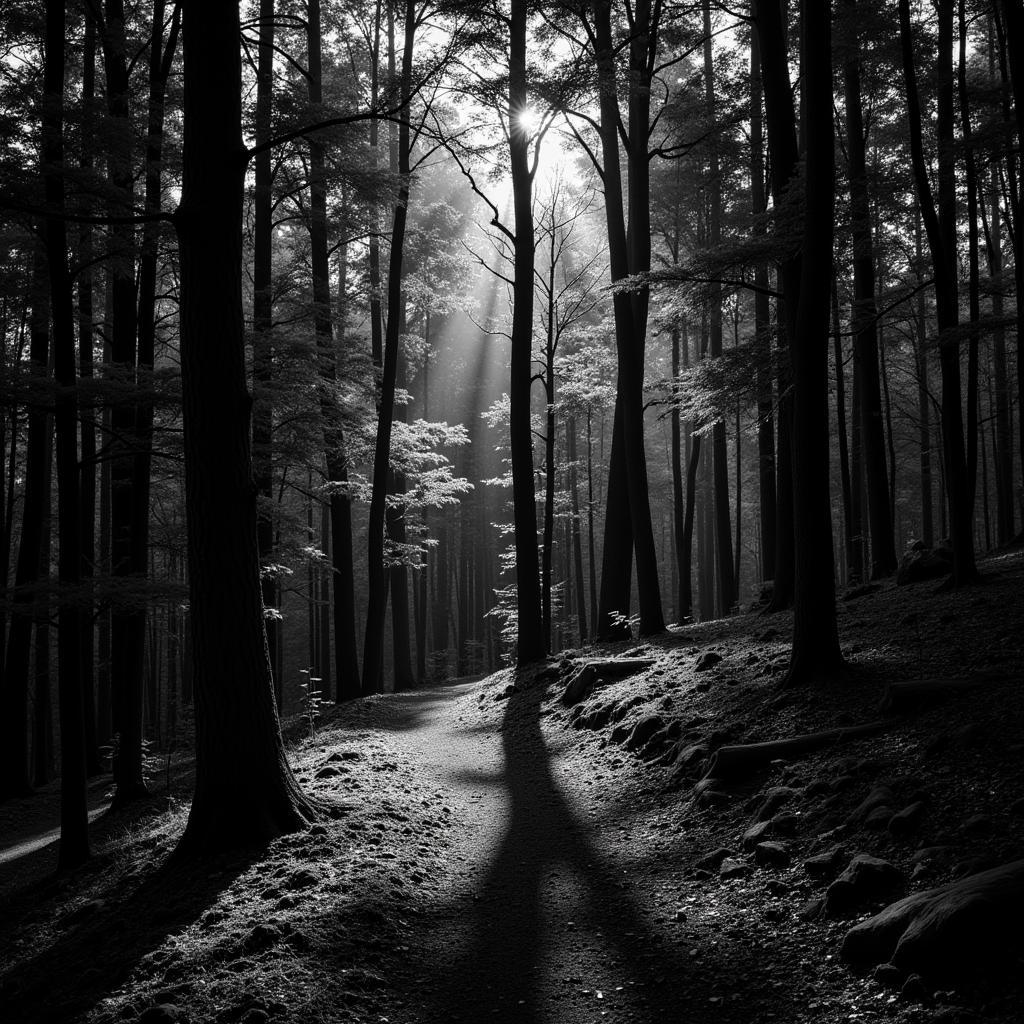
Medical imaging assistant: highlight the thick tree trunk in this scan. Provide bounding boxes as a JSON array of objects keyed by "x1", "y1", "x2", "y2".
[
  {"x1": 785, "y1": 0, "x2": 843, "y2": 686},
  {"x1": 174, "y1": 0, "x2": 317, "y2": 853}
]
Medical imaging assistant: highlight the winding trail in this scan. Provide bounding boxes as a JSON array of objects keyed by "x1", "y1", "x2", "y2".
[{"x1": 371, "y1": 679, "x2": 758, "y2": 1024}]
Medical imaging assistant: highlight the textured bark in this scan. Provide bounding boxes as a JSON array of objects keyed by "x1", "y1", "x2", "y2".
[
  {"x1": 174, "y1": 0, "x2": 317, "y2": 853},
  {"x1": 832, "y1": 284, "x2": 854, "y2": 582}
]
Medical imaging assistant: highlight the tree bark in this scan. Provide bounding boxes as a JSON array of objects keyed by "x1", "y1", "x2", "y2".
[
  {"x1": 174, "y1": 0, "x2": 317, "y2": 853},
  {"x1": 785, "y1": 0, "x2": 843, "y2": 685},
  {"x1": 899, "y1": 0, "x2": 976, "y2": 583}
]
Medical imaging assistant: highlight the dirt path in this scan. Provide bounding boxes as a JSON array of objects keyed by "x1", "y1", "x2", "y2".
[{"x1": 372, "y1": 679, "x2": 762, "y2": 1024}]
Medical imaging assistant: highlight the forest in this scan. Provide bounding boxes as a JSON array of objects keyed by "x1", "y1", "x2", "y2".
[{"x1": 0, "y1": 0, "x2": 1023, "y2": 1022}]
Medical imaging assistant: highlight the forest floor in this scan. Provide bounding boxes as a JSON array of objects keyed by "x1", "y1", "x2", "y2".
[{"x1": 1, "y1": 547, "x2": 1023, "y2": 1024}]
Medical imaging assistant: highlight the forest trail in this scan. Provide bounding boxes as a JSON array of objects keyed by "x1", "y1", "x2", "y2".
[
  {"x1": 0, "y1": 804, "x2": 108, "y2": 867},
  {"x1": 376, "y1": 677, "x2": 749, "y2": 1024}
]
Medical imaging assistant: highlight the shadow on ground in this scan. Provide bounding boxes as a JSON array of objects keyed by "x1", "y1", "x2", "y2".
[
  {"x1": 417, "y1": 677, "x2": 765, "y2": 1023},
  {"x1": 0, "y1": 846, "x2": 259, "y2": 1023}
]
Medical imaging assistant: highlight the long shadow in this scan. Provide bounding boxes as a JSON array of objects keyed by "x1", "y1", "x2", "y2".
[
  {"x1": 0, "y1": 845, "x2": 259, "y2": 1023},
  {"x1": 422, "y1": 680, "x2": 757, "y2": 1023}
]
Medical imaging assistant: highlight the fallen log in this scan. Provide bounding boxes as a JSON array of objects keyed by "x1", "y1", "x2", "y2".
[
  {"x1": 703, "y1": 721, "x2": 892, "y2": 783},
  {"x1": 560, "y1": 658, "x2": 655, "y2": 706},
  {"x1": 878, "y1": 673, "x2": 1016, "y2": 714},
  {"x1": 840, "y1": 859, "x2": 1024, "y2": 974}
]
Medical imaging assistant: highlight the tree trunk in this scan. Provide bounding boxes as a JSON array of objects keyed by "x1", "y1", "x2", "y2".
[
  {"x1": 753, "y1": 0, "x2": 799, "y2": 611},
  {"x1": 750, "y1": 14, "x2": 776, "y2": 585},
  {"x1": 253, "y1": 0, "x2": 279, "y2": 708},
  {"x1": 842, "y1": 0, "x2": 897, "y2": 578},
  {"x1": 899, "y1": 0, "x2": 976, "y2": 583},
  {"x1": 703, "y1": 0, "x2": 736, "y2": 615},
  {"x1": 363, "y1": 0, "x2": 421, "y2": 687},
  {"x1": 174, "y1": 0, "x2": 317, "y2": 853},
  {"x1": 593, "y1": 0, "x2": 664, "y2": 637},
  {"x1": 78, "y1": 9, "x2": 100, "y2": 776},
  {"x1": 832, "y1": 282, "x2": 855, "y2": 580},
  {"x1": 785, "y1": 0, "x2": 842, "y2": 685},
  {"x1": 507, "y1": 0, "x2": 545, "y2": 664},
  {"x1": 0, "y1": 249, "x2": 50, "y2": 800},
  {"x1": 102, "y1": 0, "x2": 147, "y2": 806}
]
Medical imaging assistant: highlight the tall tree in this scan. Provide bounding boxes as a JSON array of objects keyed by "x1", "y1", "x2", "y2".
[
  {"x1": 43, "y1": 0, "x2": 90, "y2": 867},
  {"x1": 174, "y1": 0, "x2": 317, "y2": 851},
  {"x1": 899, "y1": 0, "x2": 977, "y2": 583},
  {"x1": 786, "y1": 0, "x2": 843, "y2": 684},
  {"x1": 841, "y1": 0, "x2": 897, "y2": 578}
]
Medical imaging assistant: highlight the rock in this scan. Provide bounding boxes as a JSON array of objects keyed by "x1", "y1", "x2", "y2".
[
  {"x1": 754, "y1": 841, "x2": 791, "y2": 868},
  {"x1": 769, "y1": 812, "x2": 799, "y2": 837},
  {"x1": 244, "y1": 923, "x2": 283, "y2": 952},
  {"x1": 842, "y1": 583, "x2": 881, "y2": 601},
  {"x1": 842, "y1": 860, "x2": 1024, "y2": 973},
  {"x1": 900, "y1": 974, "x2": 930, "y2": 1003},
  {"x1": 695, "y1": 652, "x2": 722, "y2": 671},
  {"x1": 825, "y1": 854, "x2": 905, "y2": 915},
  {"x1": 849, "y1": 785, "x2": 894, "y2": 824},
  {"x1": 138, "y1": 1007, "x2": 181, "y2": 1024},
  {"x1": 695, "y1": 847, "x2": 734, "y2": 872},
  {"x1": 797, "y1": 898, "x2": 824, "y2": 921},
  {"x1": 872, "y1": 962, "x2": 904, "y2": 988},
  {"x1": 804, "y1": 846, "x2": 846, "y2": 880},
  {"x1": 674, "y1": 743, "x2": 709, "y2": 770},
  {"x1": 719, "y1": 858, "x2": 752, "y2": 880},
  {"x1": 754, "y1": 786, "x2": 800, "y2": 822},
  {"x1": 624, "y1": 714, "x2": 665, "y2": 753},
  {"x1": 742, "y1": 820, "x2": 773, "y2": 850},
  {"x1": 864, "y1": 805, "x2": 894, "y2": 831},
  {"x1": 339, "y1": 749, "x2": 361, "y2": 761},
  {"x1": 240, "y1": 1011, "x2": 271, "y2": 1024},
  {"x1": 896, "y1": 546, "x2": 953, "y2": 585},
  {"x1": 765, "y1": 879, "x2": 789, "y2": 896},
  {"x1": 888, "y1": 802, "x2": 927, "y2": 839},
  {"x1": 315, "y1": 766, "x2": 341, "y2": 779},
  {"x1": 286, "y1": 869, "x2": 318, "y2": 891}
]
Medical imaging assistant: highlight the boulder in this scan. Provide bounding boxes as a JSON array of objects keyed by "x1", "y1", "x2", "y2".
[
  {"x1": 825, "y1": 854, "x2": 905, "y2": 915},
  {"x1": 719, "y1": 857, "x2": 752, "y2": 881},
  {"x1": 754, "y1": 786, "x2": 800, "y2": 822},
  {"x1": 888, "y1": 802, "x2": 927, "y2": 840},
  {"x1": 754, "y1": 841, "x2": 791, "y2": 869},
  {"x1": 695, "y1": 652, "x2": 723, "y2": 671},
  {"x1": 840, "y1": 859, "x2": 1024, "y2": 974},
  {"x1": 803, "y1": 846, "x2": 847, "y2": 880}
]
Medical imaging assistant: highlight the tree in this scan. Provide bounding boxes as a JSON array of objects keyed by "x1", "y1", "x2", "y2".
[
  {"x1": 174, "y1": 0, "x2": 317, "y2": 852},
  {"x1": 785, "y1": 0, "x2": 843, "y2": 685}
]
